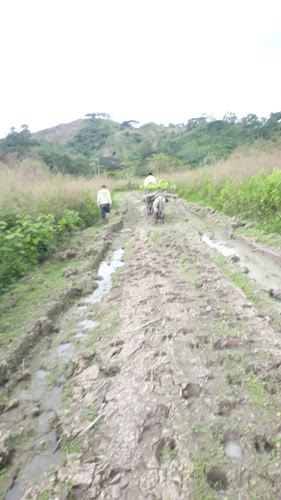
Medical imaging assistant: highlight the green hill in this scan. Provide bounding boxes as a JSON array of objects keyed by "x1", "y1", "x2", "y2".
[{"x1": 1, "y1": 112, "x2": 281, "y2": 177}]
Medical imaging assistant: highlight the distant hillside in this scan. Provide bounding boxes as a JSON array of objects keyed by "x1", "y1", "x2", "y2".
[
  {"x1": 1, "y1": 112, "x2": 281, "y2": 177},
  {"x1": 34, "y1": 119, "x2": 87, "y2": 143}
]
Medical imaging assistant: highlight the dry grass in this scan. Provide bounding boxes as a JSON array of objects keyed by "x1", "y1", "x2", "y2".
[
  {"x1": 0, "y1": 159, "x2": 127, "y2": 218},
  {"x1": 159, "y1": 151, "x2": 281, "y2": 188}
]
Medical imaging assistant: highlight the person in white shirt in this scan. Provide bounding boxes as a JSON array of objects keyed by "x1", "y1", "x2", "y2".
[
  {"x1": 144, "y1": 172, "x2": 156, "y2": 188},
  {"x1": 97, "y1": 185, "x2": 112, "y2": 224}
]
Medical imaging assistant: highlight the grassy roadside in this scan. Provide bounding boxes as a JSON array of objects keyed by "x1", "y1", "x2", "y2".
[
  {"x1": 159, "y1": 152, "x2": 281, "y2": 234},
  {"x1": 0, "y1": 193, "x2": 127, "y2": 384},
  {"x1": 0, "y1": 161, "x2": 132, "y2": 292}
]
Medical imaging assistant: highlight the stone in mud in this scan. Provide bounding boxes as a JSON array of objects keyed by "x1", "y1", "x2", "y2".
[
  {"x1": 63, "y1": 267, "x2": 79, "y2": 279},
  {"x1": 4, "y1": 398, "x2": 19, "y2": 412},
  {"x1": 17, "y1": 369, "x2": 31, "y2": 381},
  {"x1": 83, "y1": 245, "x2": 98, "y2": 257},
  {"x1": 79, "y1": 278, "x2": 99, "y2": 295},
  {"x1": 180, "y1": 382, "x2": 200, "y2": 399},
  {"x1": 57, "y1": 466, "x2": 70, "y2": 482},
  {"x1": 162, "y1": 463, "x2": 182, "y2": 500},
  {"x1": 213, "y1": 336, "x2": 239, "y2": 350},
  {"x1": 52, "y1": 485, "x2": 69, "y2": 500},
  {"x1": 245, "y1": 221, "x2": 255, "y2": 228},
  {"x1": 230, "y1": 255, "x2": 240, "y2": 263},
  {"x1": 104, "y1": 390, "x2": 116, "y2": 403},
  {"x1": 216, "y1": 399, "x2": 235, "y2": 416},
  {"x1": 241, "y1": 266, "x2": 249, "y2": 274},
  {"x1": 180, "y1": 457, "x2": 194, "y2": 475},
  {"x1": 36, "y1": 316, "x2": 53, "y2": 336},
  {"x1": 63, "y1": 286, "x2": 83, "y2": 301},
  {"x1": 0, "y1": 360, "x2": 10, "y2": 385},
  {"x1": 58, "y1": 249, "x2": 76, "y2": 260},
  {"x1": 71, "y1": 463, "x2": 96, "y2": 488},
  {"x1": 0, "y1": 431, "x2": 12, "y2": 468},
  {"x1": 71, "y1": 420, "x2": 92, "y2": 438},
  {"x1": 269, "y1": 288, "x2": 281, "y2": 301},
  {"x1": 110, "y1": 485, "x2": 122, "y2": 499},
  {"x1": 72, "y1": 364, "x2": 100, "y2": 399},
  {"x1": 28, "y1": 406, "x2": 41, "y2": 417}
]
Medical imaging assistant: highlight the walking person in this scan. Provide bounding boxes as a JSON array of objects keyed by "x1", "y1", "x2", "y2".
[{"x1": 97, "y1": 185, "x2": 112, "y2": 224}]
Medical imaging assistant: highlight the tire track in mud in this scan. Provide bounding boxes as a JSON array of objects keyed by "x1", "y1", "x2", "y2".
[{"x1": 3, "y1": 196, "x2": 281, "y2": 499}]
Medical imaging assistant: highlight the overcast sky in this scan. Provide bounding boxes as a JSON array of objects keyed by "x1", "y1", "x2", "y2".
[{"x1": 1, "y1": 0, "x2": 281, "y2": 137}]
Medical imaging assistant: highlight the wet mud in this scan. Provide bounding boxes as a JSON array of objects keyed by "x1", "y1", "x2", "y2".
[{"x1": 1, "y1": 195, "x2": 281, "y2": 499}]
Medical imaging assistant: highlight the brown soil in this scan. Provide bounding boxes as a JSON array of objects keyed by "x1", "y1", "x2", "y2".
[{"x1": 2, "y1": 195, "x2": 281, "y2": 500}]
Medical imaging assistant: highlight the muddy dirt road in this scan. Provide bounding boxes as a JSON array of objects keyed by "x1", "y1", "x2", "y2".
[{"x1": 1, "y1": 194, "x2": 281, "y2": 499}]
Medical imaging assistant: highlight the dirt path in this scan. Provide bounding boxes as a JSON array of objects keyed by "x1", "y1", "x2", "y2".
[{"x1": 1, "y1": 195, "x2": 281, "y2": 499}]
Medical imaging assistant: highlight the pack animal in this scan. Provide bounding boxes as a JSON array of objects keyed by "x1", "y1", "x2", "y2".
[{"x1": 152, "y1": 195, "x2": 166, "y2": 223}]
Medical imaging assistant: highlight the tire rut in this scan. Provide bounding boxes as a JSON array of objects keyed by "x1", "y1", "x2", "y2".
[{"x1": 9, "y1": 196, "x2": 281, "y2": 499}]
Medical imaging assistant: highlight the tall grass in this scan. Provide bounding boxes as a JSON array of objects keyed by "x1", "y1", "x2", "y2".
[
  {"x1": 0, "y1": 159, "x2": 127, "y2": 223},
  {"x1": 0, "y1": 159, "x2": 129, "y2": 292},
  {"x1": 161, "y1": 152, "x2": 281, "y2": 233}
]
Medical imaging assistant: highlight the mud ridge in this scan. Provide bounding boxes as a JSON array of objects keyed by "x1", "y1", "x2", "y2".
[
  {"x1": 0, "y1": 216, "x2": 125, "y2": 388},
  {"x1": 2, "y1": 196, "x2": 281, "y2": 499}
]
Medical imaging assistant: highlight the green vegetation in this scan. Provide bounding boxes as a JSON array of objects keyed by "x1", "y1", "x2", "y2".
[
  {"x1": 244, "y1": 373, "x2": 270, "y2": 408},
  {"x1": 159, "y1": 444, "x2": 177, "y2": 463},
  {"x1": 38, "y1": 491, "x2": 53, "y2": 500},
  {"x1": 175, "y1": 164, "x2": 281, "y2": 234},
  {"x1": 0, "y1": 161, "x2": 128, "y2": 292},
  {"x1": 235, "y1": 225, "x2": 281, "y2": 246},
  {"x1": 61, "y1": 437, "x2": 83, "y2": 462},
  {"x1": 1, "y1": 112, "x2": 281, "y2": 179},
  {"x1": 0, "y1": 210, "x2": 80, "y2": 291},
  {"x1": 150, "y1": 230, "x2": 160, "y2": 246}
]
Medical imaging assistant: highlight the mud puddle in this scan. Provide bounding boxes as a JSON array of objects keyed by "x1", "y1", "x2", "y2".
[
  {"x1": 202, "y1": 232, "x2": 281, "y2": 293},
  {"x1": 83, "y1": 248, "x2": 124, "y2": 305},
  {"x1": 5, "y1": 226, "x2": 130, "y2": 500}
]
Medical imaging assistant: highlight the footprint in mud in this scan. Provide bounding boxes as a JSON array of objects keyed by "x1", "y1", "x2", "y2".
[
  {"x1": 255, "y1": 436, "x2": 273, "y2": 456},
  {"x1": 156, "y1": 437, "x2": 177, "y2": 464},
  {"x1": 213, "y1": 336, "x2": 240, "y2": 351},
  {"x1": 207, "y1": 466, "x2": 228, "y2": 490},
  {"x1": 180, "y1": 382, "x2": 201, "y2": 400}
]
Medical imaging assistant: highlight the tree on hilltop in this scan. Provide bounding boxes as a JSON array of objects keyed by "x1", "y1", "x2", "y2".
[
  {"x1": 85, "y1": 112, "x2": 111, "y2": 120},
  {"x1": 121, "y1": 120, "x2": 140, "y2": 128}
]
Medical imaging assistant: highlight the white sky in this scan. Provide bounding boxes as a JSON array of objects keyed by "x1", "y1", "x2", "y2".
[{"x1": 1, "y1": 0, "x2": 281, "y2": 137}]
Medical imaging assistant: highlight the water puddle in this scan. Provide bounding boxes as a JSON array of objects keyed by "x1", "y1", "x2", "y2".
[
  {"x1": 224, "y1": 440, "x2": 242, "y2": 459},
  {"x1": 57, "y1": 342, "x2": 74, "y2": 360},
  {"x1": 7, "y1": 431, "x2": 61, "y2": 499},
  {"x1": 84, "y1": 248, "x2": 125, "y2": 305},
  {"x1": 78, "y1": 319, "x2": 98, "y2": 330},
  {"x1": 5, "y1": 483, "x2": 26, "y2": 500},
  {"x1": 202, "y1": 233, "x2": 281, "y2": 293},
  {"x1": 74, "y1": 332, "x2": 89, "y2": 340},
  {"x1": 6, "y1": 232, "x2": 128, "y2": 499},
  {"x1": 202, "y1": 234, "x2": 235, "y2": 257},
  {"x1": 43, "y1": 386, "x2": 62, "y2": 411},
  {"x1": 37, "y1": 410, "x2": 55, "y2": 434},
  {"x1": 11, "y1": 382, "x2": 62, "y2": 499},
  {"x1": 18, "y1": 370, "x2": 50, "y2": 401}
]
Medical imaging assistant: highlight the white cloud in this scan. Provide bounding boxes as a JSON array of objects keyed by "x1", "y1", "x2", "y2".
[{"x1": 1, "y1": 0, "x2": 281, "y2": 137}]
